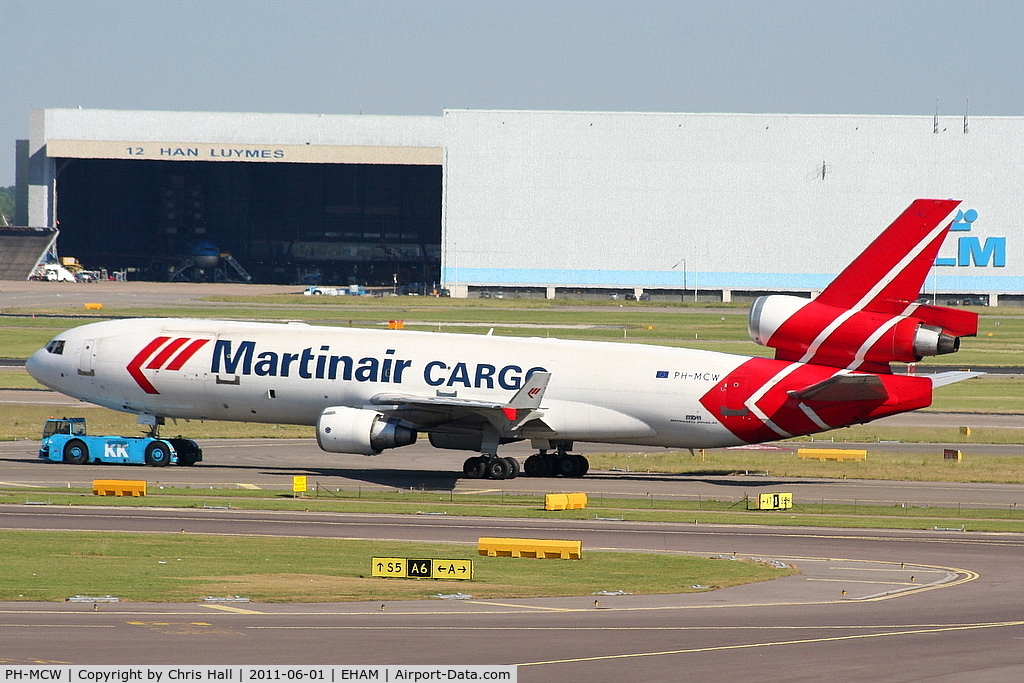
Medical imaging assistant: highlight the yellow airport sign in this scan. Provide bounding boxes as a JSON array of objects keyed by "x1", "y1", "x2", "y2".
[
  {"x1": 432, "y1": 559, "x2": 474, "y2": 579},
  {"x1": 372, "y1": 557, "x2": 408, "y2": 578},
  {"x1": 747, "y1": 492, "x2": 793, "y2": 510},
  {"x1": 371, "y1": 557, "x2": 473, "y2": 580}
]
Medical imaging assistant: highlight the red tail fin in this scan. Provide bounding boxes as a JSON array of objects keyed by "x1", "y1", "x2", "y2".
[
  {"x1": 816, "y1": 199, "x2": 961, "y2": 312},
  {"x1": 748, "y1": 199, "x2": 978, "y2": 373}
]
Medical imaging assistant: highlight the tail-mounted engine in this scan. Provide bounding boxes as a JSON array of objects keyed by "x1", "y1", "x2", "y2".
[
  {"x1": 748, "y1": 294, "x2": 978, "y2": 372},
  {"x1": 316, "y1": 406, "x2": 417, "y2": 455}
]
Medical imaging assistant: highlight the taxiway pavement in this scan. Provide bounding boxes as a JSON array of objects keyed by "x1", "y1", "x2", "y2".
[{"x1": 2, "y1": 507, "x2": 1023, "y2": 680}]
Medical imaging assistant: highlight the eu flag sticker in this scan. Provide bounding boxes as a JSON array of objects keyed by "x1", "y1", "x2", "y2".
[{"x1": 656, "y1": 370, "x2": 669, "y2": 379}]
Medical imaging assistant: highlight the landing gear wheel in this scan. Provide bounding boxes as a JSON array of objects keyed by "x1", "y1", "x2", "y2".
[
  {"x1": 545, "y1": 453, "x2": 589, "y2": 477},
  {"x1": 573, "y1": 454, "x2": 590, "y2": 477},
  {"x1": 463, "y1": 456, "x2": 487, "y2": 479},
  {"x1": 144, "y1": 442, "x2": 171, "y2": 467},
  {"x1": 523, "y1": 454, "x2": 543, "y2": 477},
  {"x1": 485, "y1": 457, "x2": 512, "y2": 480},
  {"x1": 554, "y1": 453, "x2": 579, "y2": 477},
  {"x1": 503, "y1": 456, "x2": 521, "y2": 479},
  {"x1": 63, "y1": 439, "x2": 89, "y2": 465},
  {"x1": 524, "y1": 453, "x2": 555, "y2": 477}
]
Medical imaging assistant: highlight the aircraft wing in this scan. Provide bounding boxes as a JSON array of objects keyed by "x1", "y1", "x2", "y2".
[{"x1": 370, "y1": 371, "x2": 550, "y2": 431}]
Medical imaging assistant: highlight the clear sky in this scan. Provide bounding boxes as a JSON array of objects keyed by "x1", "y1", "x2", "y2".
[{"x1": 2, "y1": 0, "x2": 1022, "y2": 187}]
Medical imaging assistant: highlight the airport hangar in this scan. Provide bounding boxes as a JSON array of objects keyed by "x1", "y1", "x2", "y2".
[{"x1": 17, "y1": 107, "x2": 1024, "y2": 305}]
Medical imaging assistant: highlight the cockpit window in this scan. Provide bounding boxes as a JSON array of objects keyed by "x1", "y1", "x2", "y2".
[{"x1": 45, "y1": 340, "x2": 65, "y2": 355}]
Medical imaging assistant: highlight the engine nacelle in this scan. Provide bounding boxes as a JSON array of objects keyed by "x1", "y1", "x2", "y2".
[
  {"x1": 748, "y1": 294, "x2": 964, "y2": 368},
  {"x1": 316, "y1": 406, "x2": 417, "y2": 455}
]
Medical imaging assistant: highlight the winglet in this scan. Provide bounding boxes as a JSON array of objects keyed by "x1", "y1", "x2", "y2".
[{"x1": 503, "y1": 371, "x2": 550, "y2": 421}]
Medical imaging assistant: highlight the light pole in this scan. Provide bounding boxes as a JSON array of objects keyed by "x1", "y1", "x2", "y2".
[{"x1": 670, "y1": 260, "x2": 686, "y2": 303}]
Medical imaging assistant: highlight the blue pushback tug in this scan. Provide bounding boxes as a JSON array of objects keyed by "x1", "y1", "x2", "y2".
[{"x1": 38, "y1": 418, "x2": 202, "y2": 467}]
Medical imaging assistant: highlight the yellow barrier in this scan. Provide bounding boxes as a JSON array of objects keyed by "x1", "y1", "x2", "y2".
[
  {"x1": 544, "y1": 492, "x2": 588, "y2": 511},
  {"x1": 84, "y1": 303, "x2": 103, "y2": 310},
  {"x1": 92, "y1": 480, "x2": 147, "y2": 497},
  {"x1": 478, "y1": 537, "x2": 582, "y2": 559},
  {"x1": 797, "y1": 448, "x2": 866, "y2": 462}
]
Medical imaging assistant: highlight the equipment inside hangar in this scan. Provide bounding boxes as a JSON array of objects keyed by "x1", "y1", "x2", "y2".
[
  {"x1": 25, "y1": 109, "x2": 443, "y2": 287},
  {"x1": 55, "y1": 158, "x2": 440, "y2": 286}
]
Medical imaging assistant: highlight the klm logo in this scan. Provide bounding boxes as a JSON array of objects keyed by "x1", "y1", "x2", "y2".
[{"x1": 935, "y1": 209, "x2": 1006, "y2": 267}]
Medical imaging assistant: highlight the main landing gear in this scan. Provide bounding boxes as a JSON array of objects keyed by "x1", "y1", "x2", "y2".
[
  {"x1": 462, "y1": 455, "x2": 520, "y2": 480},
  {"x1": 461, "y1": 444, "x2": 590, "y2": 480}
]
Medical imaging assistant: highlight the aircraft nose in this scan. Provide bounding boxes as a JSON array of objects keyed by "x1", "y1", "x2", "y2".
[{"x1": 26, "y1": 346, "x2": 59, "y2": 389}]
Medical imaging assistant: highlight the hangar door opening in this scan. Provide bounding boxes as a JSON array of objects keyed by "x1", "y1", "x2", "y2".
[{"x1": 53, "y1": 158, "x2": 442, "y2": 287}]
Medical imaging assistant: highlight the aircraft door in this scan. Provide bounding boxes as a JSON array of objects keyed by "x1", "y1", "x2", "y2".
[{"x1": 78, "y1": 339, "x2": 96, "y2": 377}]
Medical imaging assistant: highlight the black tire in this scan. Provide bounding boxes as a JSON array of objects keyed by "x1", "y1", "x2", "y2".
[
  {"x1": 463, "y1": 456, "x2": 486, "y2": 479},
  {"x1": 503, "y1": 456, "x2": 521, "y2": 479},
  {"x1": 523, "y1": 454, "x2": 543, "y2": 477},
  {"x1": 574, "y1": 454, "x2": 590, "y2": 477},
  {"x1": 144, "y1": 441, "x2": 172, "y2": 467},
  {"x1": 63, "y1": 439, "x2": 89, "y2": 465},
  {"x1": 485, "y1": 457, "x2": 511, "y2": 480},
  {"x1": 554, "y1": 453, "x2": 579, "y2": 477},
  {"x1": 528, "y1": 454, "x2": 555, "y2": 477}
]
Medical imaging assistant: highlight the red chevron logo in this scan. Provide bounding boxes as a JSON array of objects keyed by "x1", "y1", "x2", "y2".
[{"x1": 126, "y1": 336, "x2": 210, "y2": 394}]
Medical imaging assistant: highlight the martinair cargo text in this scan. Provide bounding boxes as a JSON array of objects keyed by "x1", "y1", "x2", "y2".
[{"x1": 27, "y1": 200, "x2": 980, "y2": 480}]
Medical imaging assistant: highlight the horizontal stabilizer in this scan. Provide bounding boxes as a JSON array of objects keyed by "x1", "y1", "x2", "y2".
[
  {"x1": 789, "y1": 374, "x2": 888, "y2": 403},
  {"x1": 923, "y1": 370, "x2": 985, "y2": 387},
  {"x1": 906, "y1": 303, "x2": 979, "y2": 338}
]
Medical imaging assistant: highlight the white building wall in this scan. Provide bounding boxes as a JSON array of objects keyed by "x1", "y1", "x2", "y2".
[{"x1": 441, "y1": 110, "x2": 1022, "y2": 298}]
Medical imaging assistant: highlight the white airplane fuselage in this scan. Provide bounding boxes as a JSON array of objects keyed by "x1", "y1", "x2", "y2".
[{"x1": 26, "y1": 317, "x2": 747, "y2": 449}]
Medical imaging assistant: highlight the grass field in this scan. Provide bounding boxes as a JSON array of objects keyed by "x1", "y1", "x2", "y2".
[{"x1": 0, "y1": 530, "x2": 792, "y2": 602}]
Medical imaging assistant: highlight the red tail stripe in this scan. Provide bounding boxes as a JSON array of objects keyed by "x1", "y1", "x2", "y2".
[
  {"x1": 145, "y1": 337, "x2": 190, "y2": 370},
  {"x1": 165, "y1": 338, "x2": 210, "y2": 370}
]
